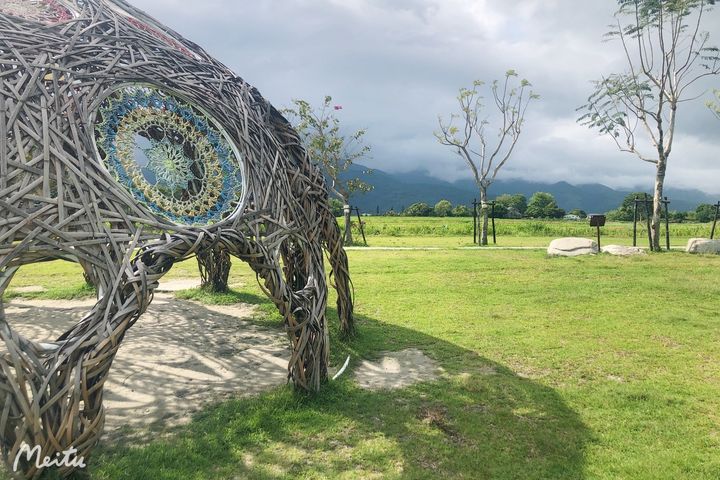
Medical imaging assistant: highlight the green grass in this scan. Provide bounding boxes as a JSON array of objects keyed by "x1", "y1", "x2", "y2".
[
  {"x1": 345, "y1": 234, "x2": 694, "y2": 248},
  {"x1": 3, "y1": 282, "x2": 95, "y2": 301},
  {"x1": 347, "y1": 216, "x2": 713, "y2": 238},
  {"x1": 2, "y1": 247, "x2": 719, "y2": 479},
  {"x1": 1, "y1": 261, "x2": 93, "y2": 300},
  {"x1": 344, "y1": 216, "x2": 713, "y2": 248}
]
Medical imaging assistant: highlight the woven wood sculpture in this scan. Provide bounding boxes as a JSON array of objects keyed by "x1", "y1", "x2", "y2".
[{"x1": 0, "y1": 0, "x2": 354, "y2": 477}]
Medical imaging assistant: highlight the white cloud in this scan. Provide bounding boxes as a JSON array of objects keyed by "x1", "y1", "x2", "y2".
[{"x1": 131, "y1": 0, "x2": 720, "y2": 194}]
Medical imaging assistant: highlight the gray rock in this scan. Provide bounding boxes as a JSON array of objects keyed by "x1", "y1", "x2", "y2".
[
  {"x1": 686, "y1": 238, "x2": 720, "y2": 254},
  {"x1": 548, "y1": 237, "x2": 598, "y2": 257},
  {"x1": 601, "y1": 245, "x2": 647, "y2": 256}
]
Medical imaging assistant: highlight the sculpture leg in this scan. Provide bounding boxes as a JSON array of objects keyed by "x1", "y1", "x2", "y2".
[
  {"x1": 0, "y1": 275, "x2": 120, "y2": 478},
  {"x1": 322, "y1": 212, "x2": 355, "y2": 337},
  {"x1": 217, "y1": 230, "x2": 329, "y2": 391},
  {"x1": 78, "y1": 259, "x2": 98, "y2": 289},
  {"x1": 0, "y1": 235, "x2": 181, "y2": 478},
  {"x1": 281, "y1": 239, "x2": 329, "y2": 390},
  {"x1": 197, "y1": 245, "x2": 231, "y2": 293}
]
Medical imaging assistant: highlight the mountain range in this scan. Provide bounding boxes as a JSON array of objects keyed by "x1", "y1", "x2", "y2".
[{"x1": 340, "y1": 164, "x2": 719, "y2": 214}]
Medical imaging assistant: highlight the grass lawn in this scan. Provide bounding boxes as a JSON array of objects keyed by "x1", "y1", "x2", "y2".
[
  {"x1": 346, "y1": 234, "x2": 697, "y2": 248},
  {"x1": 343, "y1": 216, "x2": 714, "y2": 249},
  {"x1": 2, "y1": 247, "x2": 720, "y2": 479}
]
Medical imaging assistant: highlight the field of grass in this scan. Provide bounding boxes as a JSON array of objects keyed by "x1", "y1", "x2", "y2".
[
  {"x1": 343, "y1": 216, "x2": 714, "y2": 248},
  {"x1": 2, "y1": 242, "x2": 719, "y2": 479}
]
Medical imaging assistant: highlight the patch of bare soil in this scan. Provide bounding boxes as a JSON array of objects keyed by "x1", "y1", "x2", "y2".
[
  {"x1": 5, "y1": 291, "x2": 291, "y2": 441},
  {"x1": 353, "y1": 348, "x2": 443, "y2": 390}
]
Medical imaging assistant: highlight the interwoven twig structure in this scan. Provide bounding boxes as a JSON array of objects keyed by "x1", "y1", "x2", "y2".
[{"x1": 0, "y1": 1, "x2": 354, "y2": 477}]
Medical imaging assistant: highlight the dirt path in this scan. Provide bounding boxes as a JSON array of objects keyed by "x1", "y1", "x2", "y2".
[{"x1": 4, "y1": 292, "x2": 291, "y2": 440}]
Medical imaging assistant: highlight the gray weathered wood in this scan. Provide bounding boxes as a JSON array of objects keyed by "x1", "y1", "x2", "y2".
[{"x1": 0, "y1": 1, "x2": 354, "y2": 477}]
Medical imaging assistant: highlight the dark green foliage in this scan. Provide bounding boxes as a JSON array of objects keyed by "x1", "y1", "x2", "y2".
[
  {"x1": 329, "y1": 198, "x2": 344, "y2": 217},
  {"x1": 616, "y1": 0, "x2": 716, "y2": 27},
  {"x1": 451, "y1": 205, "x2": 470, "y2": 217},
  {"x1": 495, "y1": 193, "x2": 527, "y2": 218},
  {"x1": 695, "y1": 203, "x2": 718, "y2": 222},
  {"x1": 569, "y1": 209, "x2": 587, "y2": 219},
  {"x1": 526, "y1": 192, "x2": 565, "y2": 218},
  {"x1": 668, "y1": 210, "x2": 688, "y2": 223},
  {"x1": 434, "y1": 200, "x2": 453, "y2": 217},
  {"x1": 606, "y1": 192, "x2": 652, "y2": 221},
  {"x1": 492, "y1": 201, "x2": 509, "y2": 219},
  {"x1": 404, "y1": 202, "x2": 433, "y2": 217}
]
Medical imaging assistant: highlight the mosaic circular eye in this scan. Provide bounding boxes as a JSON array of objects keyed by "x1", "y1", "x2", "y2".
[
  {"x1": 0, "y1": 0, "x2": 75, "y2": 25},
  {"x1": 94, "y1": 85, "x2": 245, "y2": 226}
]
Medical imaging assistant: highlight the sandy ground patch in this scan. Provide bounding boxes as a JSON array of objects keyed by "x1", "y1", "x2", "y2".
[
  {"x1": 11, "y1": 285, "x2": 47, "y2": 294},
  {"x1": 156, "y1": 278, "x2": 201, "y2": 292},
  {"x1": 4, "y1": 292, "x2": 291, "y2": 440},
  {"x1": 353, "y1": 348, "x2": 443, "y2": 390}
]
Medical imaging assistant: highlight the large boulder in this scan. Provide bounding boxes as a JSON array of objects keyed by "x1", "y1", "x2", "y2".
[
  {"x1": 601, "y1": 245, "x2": 647, "y2": 256},
  {"x1": 548, "y1": 237, "x2": 598, "y2": 257},
  {"x1": 686, "y1": 238, "x2": 720, "y2": 254}
]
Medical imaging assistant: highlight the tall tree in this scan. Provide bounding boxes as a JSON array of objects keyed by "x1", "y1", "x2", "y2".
[
  {"x1": 436, "y1": 70, "x2": 538, "y2": 245},
  {"x1": 526, "y1": 192, "x2": 565, "y2": 219},
  {"x1": 451, "y1": 204, "x2": 470, "y2": 217},
  {"x1": 285, "y1": 96, "x2": 372, "y2": 244},
  {"x1": 404, "y1": 202, "x2": 433, "y2": 217},
  {"x1": 434, "y1": 200, "x2": 453, "y2": 217},
  {"x1": 578, "y1": 0, "x2": 720, "y2": 250},
  {"x1": 495, "y1": 193, "x2": 528, "y2": 218},
  {"x1": 695, "y1": 203, "x2": 717, "y2": 222}
]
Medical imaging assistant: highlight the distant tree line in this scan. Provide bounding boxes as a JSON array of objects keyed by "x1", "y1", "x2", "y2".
[
  {"x1": 606, "y1": 193, "x2": 718, "y2": 223},
  {"x1": 391, "y1": 192, "x2": 566, "y2": 219},
  {"x1": 374, "y1": 191, "x2": 717, "y2": 223}
]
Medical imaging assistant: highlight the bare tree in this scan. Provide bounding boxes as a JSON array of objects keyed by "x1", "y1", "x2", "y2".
[
  {"x1": 285, "y1": 96, "x2": 372, "y2": 244},
  {"x1": 578, "y1": 0, "x2": 720, "y2": 250},
  {"x1": 436, "y1": 70, "x2": 538, "y2": 245}
]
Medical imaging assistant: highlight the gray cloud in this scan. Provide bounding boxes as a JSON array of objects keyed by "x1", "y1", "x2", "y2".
[{"x1": 133, "y1": 0, "x2": 720, "y2": 194}]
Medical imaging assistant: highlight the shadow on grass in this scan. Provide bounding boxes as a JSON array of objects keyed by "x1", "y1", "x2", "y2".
[{"x1": 76, "y1": 300, "x2": 591, "y2": 480}]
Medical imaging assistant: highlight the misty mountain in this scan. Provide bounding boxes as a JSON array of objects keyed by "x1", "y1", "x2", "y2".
[{"x1": 338, "y1": 165, "x2": 718, "y2": 214}]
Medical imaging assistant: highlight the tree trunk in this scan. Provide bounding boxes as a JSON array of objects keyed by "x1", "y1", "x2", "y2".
[
  {"x1": 651, "y1": 158, "x2": 667, "y2": 251},
  {"x1": 343, "y1": 203, "x2": 353, "y2": 245},
  {"x1": 197, "y1": 246, "x2": 231, "y2": 293},
  {"x1": 479, "y1": 187, "x2": 489, "y2": 246}
]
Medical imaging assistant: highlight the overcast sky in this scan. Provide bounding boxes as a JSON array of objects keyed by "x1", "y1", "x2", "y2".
[{"x1": 133, "y1": 0, "x2": 720, "y2": 194}]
